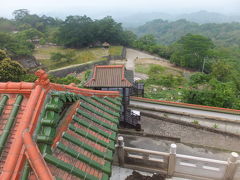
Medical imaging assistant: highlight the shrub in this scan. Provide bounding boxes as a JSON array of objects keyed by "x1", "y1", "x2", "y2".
[
  {"x1": 50, "y1": 52, "x2": 65, "y2": 62},
  {"x1": 190, "y1": 72, "x2": 210, "y2": 85}
]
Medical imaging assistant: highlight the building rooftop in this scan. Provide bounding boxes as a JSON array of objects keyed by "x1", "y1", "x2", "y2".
[
  {"x1": 84, "y1": 65, "x2": 133, "y2": 88},
  {"x1": 0, "y1": 70, "x2": 122, "y2": 180}
]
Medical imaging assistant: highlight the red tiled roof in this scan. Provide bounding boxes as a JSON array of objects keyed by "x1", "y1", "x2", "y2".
[
  {"x1": 0, "y1": 70, "x2": 121, "y2": 180},
  {"x1": 85, "y1": 65, "x2": 133, "y2": 88}
]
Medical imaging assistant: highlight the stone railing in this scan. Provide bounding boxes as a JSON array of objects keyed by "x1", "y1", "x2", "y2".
[{"x1": 115, "y1": 136, "x2": 240, "y2": 180}]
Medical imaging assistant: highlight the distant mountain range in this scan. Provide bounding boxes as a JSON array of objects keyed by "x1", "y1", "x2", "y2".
[
  {"x1": 130, "y1": 18, "x2": 240, "y2": 46},
  {"x1": 116, "y1": 11, "x2": 240, "y2": 27}
]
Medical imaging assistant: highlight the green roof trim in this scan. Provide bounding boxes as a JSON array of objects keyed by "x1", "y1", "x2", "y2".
[
  {"x1": 44, "y1": 153, "x2": 104, "y2": 180},
  {"x1": 78, "y1": 95, "x2": 120, "y2": 117},
  {"x1": 80, "y1": 103, "x2": 119, "y2": 124},
  {"x1": 57, "y1": 142, "x2": 111, "y2": 175},
  {"x1": 115, "y1": 96, "x2": 122, "y2": 101},
  {"x1": 0, "y1": 95, "x2": 8, "y2": 116},
  {"x1": 104, "y1": 97, "x2": 121, "y2": 106},
  {"x1": 92, "y1": 96, "x2": 121, "y2": 112},
  {"x1": 73, "y1": 115, "x2": 116, "y2": 141},
  {"x1": 34, "y1": 90, "x2": 121, "y2": 180},
  {"x1": 63, "y1": 133, "x2": 113, "y2": 161},
  {"x1": 37, "y1": 94, "x2": 65, "y2": 154},
  {"x1": 0, "y1": 95, "x2": 23, "y2": 156},
  {"x1": 77, "y1": 109, "x2": 118, "y2": 132},
  {"x1": 68, "y1": 124, "x2": 115, "y2": 151}
]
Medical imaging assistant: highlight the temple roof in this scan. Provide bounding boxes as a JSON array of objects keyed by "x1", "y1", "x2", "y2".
[
  {"x1": 0, "y1": 70, "x2": 121, "y2": 180},
  {"x1": 84, "y1": 65, "x2": 133, "y2": 88}
]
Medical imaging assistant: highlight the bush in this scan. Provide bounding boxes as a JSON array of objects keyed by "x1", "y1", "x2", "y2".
[
  {"x1": 50, "y1": 52, "x2": 65, "y2": 62},
  {"x1": 189, "y1": 72, "x2": 210, "y2": 85},
  {"x1": 147, "y1": 74, "x2": 184, "y2": 88},
  {"x1": 49, "y1": 74, "x2": 81, "y2": 85},
  {"x1": 50, "y1": 51, "x2": 76, "y2": 63},
  {"x1": 0, "y1": 56, "x2": 26, "y2": 82}
]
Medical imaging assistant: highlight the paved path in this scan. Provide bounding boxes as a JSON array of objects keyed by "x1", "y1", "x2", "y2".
[{"x1": 125, "y1": 48, "x2": 158, "y2": 80}]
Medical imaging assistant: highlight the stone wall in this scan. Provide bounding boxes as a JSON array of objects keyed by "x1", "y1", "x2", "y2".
[
  {"x1": 109, "y1": 47, "x2": 126, "y2": 60},
  {"x1": 14, "y1": 55, "x2": 40, "y2": 70},
  {"x1": 48, "y1": 59, "x2": 110, "y2": 77},
  {"x1": 140, "y1": 115, "x2": 240, "y2": 152}
]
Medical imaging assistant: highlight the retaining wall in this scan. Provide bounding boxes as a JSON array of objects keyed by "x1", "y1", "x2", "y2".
[
  {"x1": 109, "y1": 47, "x2": 126, "y2": 60},
  {"x1": 48, "y1": 47, "x2": 126, "y2": 77},
  {"x1": 48, "y1": 59, "x2": 110, "y2": 77}
]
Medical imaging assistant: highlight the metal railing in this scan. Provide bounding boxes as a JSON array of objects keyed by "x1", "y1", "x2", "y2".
[{"x1": 116, "y1": 136, "x2": 240, "y2": 180}]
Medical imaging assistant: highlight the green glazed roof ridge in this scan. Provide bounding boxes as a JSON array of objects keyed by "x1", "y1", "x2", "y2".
[
  {"x1": 73, "y1": 115, "x2": 116, "y2": 141},
  {"x1": 38, "y1": 94, "x2": 64, "y2": 154},
  {"x1": 37, "y1": 90, "x2": 82, "y2": 154},
  {"x1": 63, "y1": 132, "x2": 113, "y2": 161}
]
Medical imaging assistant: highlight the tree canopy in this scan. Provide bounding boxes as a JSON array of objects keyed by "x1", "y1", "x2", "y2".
[
  {"x1": 133, "y1": 19, "x2": 240, "y2": 47},
  {"x1": 57, "y1": 15, "x2": 132, "y2": 48},
  {"x1": 170, "y1": 34, "x2": 214, "y2": 71}
]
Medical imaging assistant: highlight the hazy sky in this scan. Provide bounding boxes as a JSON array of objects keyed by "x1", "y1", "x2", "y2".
[{"x1": 1, "y1": 0, "x2": 240, "y2": 18}]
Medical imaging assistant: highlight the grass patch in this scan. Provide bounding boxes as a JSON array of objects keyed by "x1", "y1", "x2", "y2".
[
  {"x1": 136, "y1": 64, "x2": 182, "y2": 76},
  {"x1": 144, "y1": 85, "x2": 185, "y2": 102},
  {"x1": 136, "y1": 64, "x2": 188, "y2": 102},
  {"x1": 109, "y1": 46, "x2": 123, "y2": 56},
  {"x1": 135, "y1": 64, "x2": 152, "y2": 74},
  {"x1": 34, "y1": 46, "x2": 108, "y2": 70}
]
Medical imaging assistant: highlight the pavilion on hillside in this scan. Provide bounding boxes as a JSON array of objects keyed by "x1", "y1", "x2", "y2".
[{"x1": 84, "y1": 65, "x2": 141, "y2": 129}]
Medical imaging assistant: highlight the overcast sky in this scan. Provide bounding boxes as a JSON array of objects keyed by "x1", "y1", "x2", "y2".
[{"x1": 1, "y1": 0, "x2": 240, "y2": 18}]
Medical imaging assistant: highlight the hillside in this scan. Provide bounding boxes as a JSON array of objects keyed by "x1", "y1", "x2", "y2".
[
  {"x1": 118, "y1": 11, "x2": 240, "y2": 28},
  {"x1": 34, "y1": 45, "x2": 123, "y2": 70},
  {"x1": 132, "y1": 19, "x2": 240, "y2": 46}
]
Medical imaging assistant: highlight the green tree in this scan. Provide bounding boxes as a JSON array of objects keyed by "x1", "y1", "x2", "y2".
[
  {"x1": 170, "y1": 34, "x2": 214, "y2": 71},
  {"x1": 0, "y1": 50, "x2": 26, "y2": 81},
  {"x1": 58, "y1": 15, "x2": 94, "y2": 48},
  {"x1": 210, "y1": 60, "x2": 235, "y2": 82},
  {"x1": 13, "y1": 9, "x2": 29, "y2": 21},
  {"x1": 0, "y1": 32, "x2": 34, "y2": 57}
]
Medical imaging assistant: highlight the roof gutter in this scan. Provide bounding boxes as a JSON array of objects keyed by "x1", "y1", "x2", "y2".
[{"x1": 22, "y1": 129, "x2": 53, "y2": 180}]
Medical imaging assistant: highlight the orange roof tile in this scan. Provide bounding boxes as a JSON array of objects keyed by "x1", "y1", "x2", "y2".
[{"x1": 85, "y1": 65, "x2": 133, "y2": 88}]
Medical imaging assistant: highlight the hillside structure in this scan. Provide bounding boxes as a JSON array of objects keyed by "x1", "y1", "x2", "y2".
[
  {"x1": 0, "y1": 70, "x2": 122, "y2": 180},
  {"x1": 84, "y1": 65, "x2": 141, "y2": 129}
]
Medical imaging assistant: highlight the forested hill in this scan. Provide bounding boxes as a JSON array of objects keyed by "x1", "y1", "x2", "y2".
[{"x1": 132, "y1": 19, "x2": 240, "y2": 46}]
